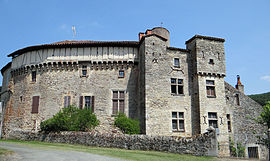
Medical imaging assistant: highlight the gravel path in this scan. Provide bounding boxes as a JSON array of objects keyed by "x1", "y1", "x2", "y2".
[{"x1": 0, "y1": 142, "x2": 124, "y2": 161}]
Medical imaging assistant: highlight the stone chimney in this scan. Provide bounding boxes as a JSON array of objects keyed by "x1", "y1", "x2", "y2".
[{"x1": 235, "y1": 75, "x2": 244, "y2": 93}]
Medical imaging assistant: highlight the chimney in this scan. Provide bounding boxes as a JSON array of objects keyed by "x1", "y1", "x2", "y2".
[
  {"x1": 235, "y1": 75, "x2": 244, "y2": 93},
  {"x1": 139, "y1": 32, "x2": 145, "y2": 41}
]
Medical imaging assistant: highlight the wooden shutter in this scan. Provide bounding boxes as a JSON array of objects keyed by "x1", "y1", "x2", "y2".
[
  {"x1": 112, "y1": 100, "x2": 118, "y2": 115},
  {"x1": 67, "y1": 96, "x2": 71, "y2": 107},
  {"x1": 119, "y1": 100, "x2": 124, "y2": 113},
  {"x1": 32, "y1": 96, "x2": 39, "y2": 113},
  {"x1": 79, "y1": 96, "x2": 83, "y2": 109},
  {"x1": 64, "y1": 96, "x2": 71, "y2": 108},
  {"x1": 91, "y1": 96, "x2": 95, "y2": 112}
]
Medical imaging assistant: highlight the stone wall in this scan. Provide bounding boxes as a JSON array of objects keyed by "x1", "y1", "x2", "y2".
[
  {"x1": 1, "y1": 62, "x2": 139, "y2": 138},
  {"x1": 6, "y1": 129, "x2": 217, "y2": 156},
  {"x1": 142, "y1": 35, "x2": 192, "y2": 137},
  {"x1": 225, "y1": 82, "x2": 268, "y2": 160}
]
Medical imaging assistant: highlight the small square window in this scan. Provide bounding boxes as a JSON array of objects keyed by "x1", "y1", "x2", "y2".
[
  {"x1": 82, "y1": 70, "x2": 87, "y2": 76},
  {"x1": 82, "y1": 65, "x2": 87, "y2": 77},
  {"x1": 32, "y1": 71, "x2": 36, "y2": 82},
  {"x1": 171, "y1": 78, "x2": 184, "y2": 95},
  {"x1": 206, "y1": 80, "x2": 215, "y2": 97},
  {"x1": 172, "y1": 112, "x2": 185, "y2": 132},
  {"x1": 209, "y1": 59, "x2": 214, "y2": 64},
  {"x1": 119, "y1": 70, "x2": 124, "y2": 78},
  {"x1": 174, "y1": 58, "x2": 180, "y2": 67}
]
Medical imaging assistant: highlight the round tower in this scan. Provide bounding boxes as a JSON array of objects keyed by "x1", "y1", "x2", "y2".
[{"x1": 152, "y1": 27, "x2": 170, "y2": 46}]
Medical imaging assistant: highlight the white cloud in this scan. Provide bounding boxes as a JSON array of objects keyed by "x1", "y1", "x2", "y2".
[{"x1": 260, "y1": 75, "x2": 270, "y2": 82}]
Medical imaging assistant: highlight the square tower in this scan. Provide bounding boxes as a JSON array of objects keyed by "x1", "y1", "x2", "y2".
[{"x1": 186, "y1": 35, "x2": 229, "y2": 157}]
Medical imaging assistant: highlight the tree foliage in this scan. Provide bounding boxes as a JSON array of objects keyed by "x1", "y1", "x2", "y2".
[
  {"x1": 114, "y1": 113, "x2": 140, "y2": 134},
  {"x1": 40, "y1": 105, "x2": 99, "y2": 132},
  {"x1": 249, "y1": 92, "x2": 270, "y2": 106}
]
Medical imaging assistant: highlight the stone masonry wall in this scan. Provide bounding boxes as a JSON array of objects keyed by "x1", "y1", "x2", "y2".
[
  {"x1": 142, "y1": 35, "x2": 192, "y2": 137},
  {"x1": 225, "y1": 82, "x2": 268, "y2": 160},
  {"x1": 6, "y1": 129, "x2": 217, "y2": 156},
  {"x1": 2, "y1": 63, "x2": 139, "y2": 138}
]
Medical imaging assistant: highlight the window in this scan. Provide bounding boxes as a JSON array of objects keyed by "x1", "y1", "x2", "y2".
[
  {"x1": 235, "y1": 94, "x2": 240, "y2": 105},
  {"x1": 209, "y1": 59, "x2": 214, "y2": 64},
  {"x1": 82, "y1": 65, "x2": 87, "y2": 77},
  {"x1": 227, "y1": 114, "x2": 232, "y2": 132},
  {"x1": 64, "y1": 96, "x2": 71, "y2": 108},
  {"x1": 31, "y1": 96, "x2": 39, "y2": 114},
  {"x1": 79, "y1": 96, "x2": 95, "y2": 112},
  {"x1": 206, "y1": 80, "x2": 215, "y2": 97},
  {"x1": 171, "y1": 78, "x2": 184, "y2": 95},
  {"x1": 174, "y1": 58, "x2": 180, "y2": 67},
  {"x1": 172, "y1": 112, "x2": 185, "y2": 132},
  {"x1": 112, "y1": 91, "x2": 125, "y2": 115},
  {"x1": 248, "y1": 147, "x2": 259, "y2": 158},
  {"x1": 32, "y1": 71, "x2": 36, "y2": 82},
  {"x1": 208, "y1": 112, "x2": 218, "y2": 128},
  {"x1": 119, "y1": 70, "x2": 124, "y2": 78}
]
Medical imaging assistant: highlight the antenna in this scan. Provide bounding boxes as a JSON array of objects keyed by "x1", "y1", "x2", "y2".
[
  {"x1": 161, "y1": 22, "x2": 163, "y2": 27},
  {"x1": 72, "y1": 26, "x2": 76, "y2": 39}
]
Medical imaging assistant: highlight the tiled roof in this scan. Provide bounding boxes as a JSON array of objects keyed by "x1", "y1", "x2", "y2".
[
  {"x1": 8, "y1": 40, "x2": 139, "y2": 57},
  {"x1": 167, "y1": 47, "x2": 189, "y2": 52},
  {"x1": 185, "y1": 35, "x2": 225, "y2": 44}
]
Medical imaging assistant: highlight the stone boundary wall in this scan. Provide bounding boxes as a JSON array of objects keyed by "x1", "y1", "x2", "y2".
[{"x1": 5, "y1": 129, "x2": 217, "y2": 156}]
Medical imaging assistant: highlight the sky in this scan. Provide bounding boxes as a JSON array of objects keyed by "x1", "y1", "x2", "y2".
[{"x1": 0, "y1": 0, "x2": 269, "y2": 95}]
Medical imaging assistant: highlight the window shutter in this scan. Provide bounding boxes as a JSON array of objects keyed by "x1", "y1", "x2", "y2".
[
  {"x1": 91, "y1": 96, "x2": 95, "y2": 112},
  {"x1": 119, "y1": 100, "x2": 124, "y2": 113},
  {"x1": 67, "y1": 96, "x2": 71, "y2": 107},
  {"x1": 112, "y1": 100, "x2": 118, "y2": 115},
  {"x1": 64, "y1": 96, "x2": 71, "y2": 108},
  {"x1": 32, "y1": 96, "x2": 39, "y2": 113},
  {"x1": 79, "y1": 96, "x2": 83, "y2": 109}
]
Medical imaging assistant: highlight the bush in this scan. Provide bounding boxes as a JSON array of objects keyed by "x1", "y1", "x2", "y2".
[
  {"x1": 229, "y1": 137, "x2": 245, "y2": 157},
  {"x1": 114, "y1": 113, "x2": 140, "y2": 134},
  {"x1": 40, "y1": 105, "x2": 99, "y2": 132}
]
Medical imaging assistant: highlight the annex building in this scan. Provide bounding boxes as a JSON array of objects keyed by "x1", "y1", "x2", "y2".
[{"x1": 0, "y1": 27, "x2": 267, "y2": 159}]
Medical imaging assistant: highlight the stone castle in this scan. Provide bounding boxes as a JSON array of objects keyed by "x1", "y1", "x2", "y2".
[{"x1": 0, "y1": 27, "x2": 267, "y2": 159}]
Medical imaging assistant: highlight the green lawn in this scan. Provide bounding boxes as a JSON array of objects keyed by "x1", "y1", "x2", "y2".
[{"x1": 0, "y1": 139, "x2": 217, "y2": 161}]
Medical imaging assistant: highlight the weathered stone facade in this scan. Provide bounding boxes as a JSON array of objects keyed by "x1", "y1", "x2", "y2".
[{"x1": 0, "y1": 27, "x2": 267, "y2": 159}]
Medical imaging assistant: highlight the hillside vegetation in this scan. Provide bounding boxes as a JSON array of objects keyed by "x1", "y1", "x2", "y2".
[{"x1": 249, "y1": 92, "x2": 270, "y2": 106}]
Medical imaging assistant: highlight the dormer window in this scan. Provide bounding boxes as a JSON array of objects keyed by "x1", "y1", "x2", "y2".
[{"x1": 174, "y1": 58, "x2": 180, "y2": 67}]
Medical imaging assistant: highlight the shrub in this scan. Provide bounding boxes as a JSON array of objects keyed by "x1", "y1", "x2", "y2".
[
  {"x1": 114, "y1": 113, "x2": 140, "y2": 134},
  {"x1": 229, "y1": 137, "x2": 245, "y2": 157},
  {"x1": 40, "y1": 105, "x2": 99, "y2": 132}
]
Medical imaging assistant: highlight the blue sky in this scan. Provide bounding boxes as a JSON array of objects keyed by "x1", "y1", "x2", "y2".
[{"x1": 0, "y1": 0, "x2": 269, "y2": 95}]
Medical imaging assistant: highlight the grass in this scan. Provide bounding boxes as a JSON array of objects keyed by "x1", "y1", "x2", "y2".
[{"x1": 0, "y1": 139, "x2": 216, "y2": 161}]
